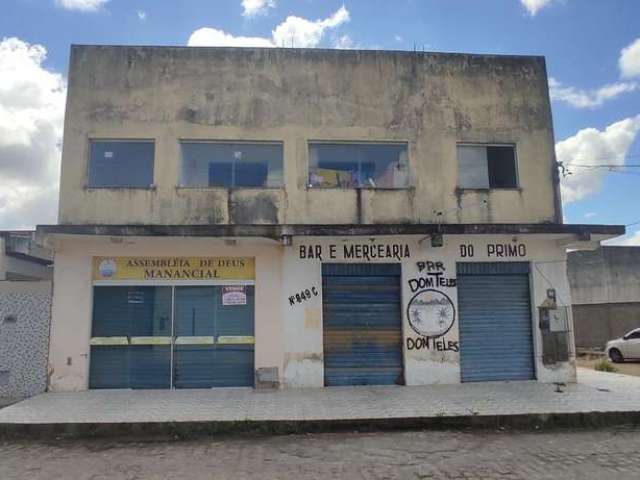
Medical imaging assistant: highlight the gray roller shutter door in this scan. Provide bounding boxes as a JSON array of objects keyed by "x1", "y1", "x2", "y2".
[
  {"x1": 457, "y1": 262, "x2": 535, "y2": 382},
  {"x1": 322, "y1": 263, "x2": 404, "y2": 386}
]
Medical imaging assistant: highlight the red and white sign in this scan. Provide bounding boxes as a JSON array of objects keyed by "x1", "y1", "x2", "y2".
[{"x1": 222, "y1": 286, "x2": 247, "y2": 305}]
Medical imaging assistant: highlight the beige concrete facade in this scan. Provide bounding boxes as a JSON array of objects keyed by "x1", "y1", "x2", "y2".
[
  {"x1": 48, "y1": 236, "x2": 283, "y2": 391},
  {"x1": 47, "y1": 233, "x2": 577, "y2": 391},
  {"x1": 58, "y1": 46, "x2": 560, "y2": 226},
  {"x1": 44, "y1": 46, "x2": 622, "y2": 393}
]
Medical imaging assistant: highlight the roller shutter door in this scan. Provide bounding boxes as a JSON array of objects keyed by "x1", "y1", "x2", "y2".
[
  {"x1": 322, "y1": 263, "x2": 403, "y2": 386},
  {"x1": 457, "y1": 262, "x2": 535, "y2": 382}
]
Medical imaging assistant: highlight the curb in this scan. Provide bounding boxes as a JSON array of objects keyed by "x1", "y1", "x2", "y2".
[{"x1": 1, "y1": 411, "x2": 640, "y2": 440}]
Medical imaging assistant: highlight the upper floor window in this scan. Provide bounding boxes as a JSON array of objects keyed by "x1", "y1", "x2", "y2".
[
  {"x1": 88, "y1": 140, "x2": 155, "y2": 188},
  {"x1": 180, "y1": 141, "x2": 283, "y2": 188},
  {"x1": 457, "y1": 144, "x2": 518, "y2": 189},
  {"x1": 308, "y1": 142, "x2": 409, "y2": 189}
]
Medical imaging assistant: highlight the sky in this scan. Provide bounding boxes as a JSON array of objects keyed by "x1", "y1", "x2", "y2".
[{"x1": 0, "y1": 0, "x2": 639, "y2": 244}]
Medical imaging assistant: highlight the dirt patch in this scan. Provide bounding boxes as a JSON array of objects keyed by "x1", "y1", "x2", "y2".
[{"x1": 577, "y1": 353, "x2": 640, "y2": 377}]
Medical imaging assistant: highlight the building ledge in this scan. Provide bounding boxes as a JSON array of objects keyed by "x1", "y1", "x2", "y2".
[{"x1": 36, "y1": 223, "x2": 625, "y2": 242}]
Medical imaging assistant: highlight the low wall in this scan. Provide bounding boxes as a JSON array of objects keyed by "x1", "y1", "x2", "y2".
[
  {"x1": 0, "y1": 281, "x2": 51, "y2": 404},
  {"x1": 573, "y1": 302, "x2": 640, "y2": 350}
]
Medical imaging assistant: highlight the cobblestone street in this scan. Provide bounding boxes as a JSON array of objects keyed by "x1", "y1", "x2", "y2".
[{"x1": 1, "y1": 426, "x2": 639, "y2": 479}]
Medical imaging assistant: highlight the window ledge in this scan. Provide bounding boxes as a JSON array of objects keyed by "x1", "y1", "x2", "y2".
[
  {"x1": 84, "y1": 185, "x2": 156, "y2": 191},
  {"x1": 456, "y1": 187, "x2": 522, "y2": 193},
  {"x1": 175, "y1": 186, "x2": 285, "y2": 190},
  {"x1": 306, "y1": 186, "x2": 415, "y2": 191}
]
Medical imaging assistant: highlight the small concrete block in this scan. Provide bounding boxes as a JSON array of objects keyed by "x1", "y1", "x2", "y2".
[{"x1": 255, "y1": 367, "x2": 279, "y2": 390}]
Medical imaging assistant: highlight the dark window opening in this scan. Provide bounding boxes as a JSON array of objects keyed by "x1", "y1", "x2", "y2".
[
  {"x1": 88, "y1": 140, "x2": 154, "y2": 188},
  {"x1": 487, "y1": 146, "x2": 518, "y2": 188},
  {"x1": 180, "y1": 142, "x2": 283, "y2": 188},
  {"x1": 457, "y1": 144, "x2": 518, "y2": 189}
]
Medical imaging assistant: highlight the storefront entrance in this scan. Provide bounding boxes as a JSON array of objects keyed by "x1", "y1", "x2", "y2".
[
  {"x1": 322, "y1": 263, "x2": 404, "y2": 386},
  {"x1": 457, "y1": 262, "x2": 535, "y2": 382},
  {"x1": 89, "y1": 285, "x2": 255, "y2": 389}
]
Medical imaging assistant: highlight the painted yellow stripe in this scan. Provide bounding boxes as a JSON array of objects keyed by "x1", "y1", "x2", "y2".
[
  {"x1": 217, "y1": 335, "x2": 255, "y2": 345},
  {"x1": 91, "y1": 336, "x2": 254, "y2": 346},
  {"x1": 129, "y1": 336, "x2": 172, "y2": 345},
  {"x1": 174, "y1": 336, "x2": 215, "y2": 345},
  {"x1": 90, "y1": 337, "x2": 129, "y2": 346}
]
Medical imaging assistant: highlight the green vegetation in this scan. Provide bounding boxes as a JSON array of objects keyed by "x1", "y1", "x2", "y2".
[{"x1": 594, "y1": 360, "x2": 618, "y2": 373}]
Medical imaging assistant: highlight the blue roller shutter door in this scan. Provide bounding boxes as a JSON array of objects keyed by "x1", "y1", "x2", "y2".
[
  {"x1": 457, "y1": 262, "x2": 535, "y2": 382},
  {"x1": 322, "y1": 263, "x2": 404, "y2": 386}
]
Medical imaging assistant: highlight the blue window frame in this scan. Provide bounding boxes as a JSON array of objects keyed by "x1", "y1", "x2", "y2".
[
  {"x1": 308, "y1": 142, "x2": 409, "y2": 189},
  {"x1": 180, "y1": 141, "x2": 283, "y2": 188},
  {"x1": 88, "y1": 140, "x2": 155, "y2": 188}
]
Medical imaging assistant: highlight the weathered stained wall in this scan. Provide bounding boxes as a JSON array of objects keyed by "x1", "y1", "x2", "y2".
[
  {"x1": 58, "y1": 46, "x2": 560, "y2": 225},
  {"x1": 573, "y1": 303, "x2": 640, "y2": 349},
  {"x1": 568, "y1": 247, "x2": 640, "y2": 305},
  {"x1": 568, "y1": 247, "x2": 640, "y2": 349},
  {"x1": 283, "y1": 234, "x2": 575, "y2": 387}
]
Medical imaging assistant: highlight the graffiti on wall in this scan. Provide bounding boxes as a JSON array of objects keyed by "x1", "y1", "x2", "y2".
[
  {"x1": 409, "y1": 261, "x2": 457, "y2": 290},
  {"x1": 406, "y1": 336, "x2": 459, "y2": 352},
  {"x1": 406, "y1": 261, "x2": 459, "y2": 353},
  {"x1": 407, "y1": 289, "x2": 456, "y2": 338}
]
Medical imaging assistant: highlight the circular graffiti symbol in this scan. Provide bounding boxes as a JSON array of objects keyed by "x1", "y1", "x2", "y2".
[
  {"x1": 406, "y1": 289, "x2": 456, "y2": 338},
  {"x1": 98, "y1": 258, "x2": 117, "y2": 278}
]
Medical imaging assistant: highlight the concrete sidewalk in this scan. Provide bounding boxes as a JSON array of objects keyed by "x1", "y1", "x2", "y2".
[{"x1": 1, "y1": 368, "x2": 639, "y2": 438}]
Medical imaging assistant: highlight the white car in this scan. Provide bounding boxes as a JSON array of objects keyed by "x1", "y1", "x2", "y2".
[{"x1": 606, "y1": 328, "x2": 640, "y2": 363}]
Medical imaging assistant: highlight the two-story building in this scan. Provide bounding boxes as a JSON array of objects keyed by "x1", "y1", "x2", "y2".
[{"x1": 39, "y1": 45, "x2": 623, "y2": 392}]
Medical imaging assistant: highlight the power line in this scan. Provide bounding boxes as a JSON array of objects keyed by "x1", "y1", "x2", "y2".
[
  {"x1": 602, "y1": 169, "x2": 640, "y2": 177},
  {"x1": 561, "y1": 168, "x2": 640, "y2": 177},
  {"x1": 560, "y1": 152, "x2": 640, "y2": 164},
  {"x1": 570, "y1": 164, "x2": 640, "y2": 168}
]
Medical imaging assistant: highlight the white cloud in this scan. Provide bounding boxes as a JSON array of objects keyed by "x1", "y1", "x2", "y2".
[
  {"x1": 55, "y1": 0, "x2": 109, "y2": 12},
  {"x1": 520, "y1": 0, "x2": 555, "y2": 16},
  {"x1": 620, "y1": 38, "x2": 640, "y2": 79},
  {"x1": 584, "y1": 212, "x2": 597, "y2": 219},
  {"x1": 137, "y1": 10, "x2": 147, "y2": 22},
  {"x1": 551, "y1": 38, "x2": 640, "y2": 109},
  {"x1": 394, "y1": 35, "x2": 403, "y2": 43},
  {"x1": 549, "y1": 77, "x2": 638, "y2": 108},
  {"x1": 272, "y1": 6, "x2": 350, "y2": 47},
  {"x1": 334, "y1": 35, "x2": 354, "y2": 50},
  {"x1": 557, "y1": 115, "x2": 640, "y2": 204},
  {"x1": 188, "y1": 6, "x2": 350, "y2": 48},
  {"x1": 188, "y1": 29, "x2": 275, "y2": 48},
  {"x1": 604, "y1": 229, "x2": 640, "y2": 246},
  {"x1": 242, "y1": 0, "x2": 275, "y2": 17},
  {"x1": 0, "y1": 37, "x2": 65, "y2": 229}
]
